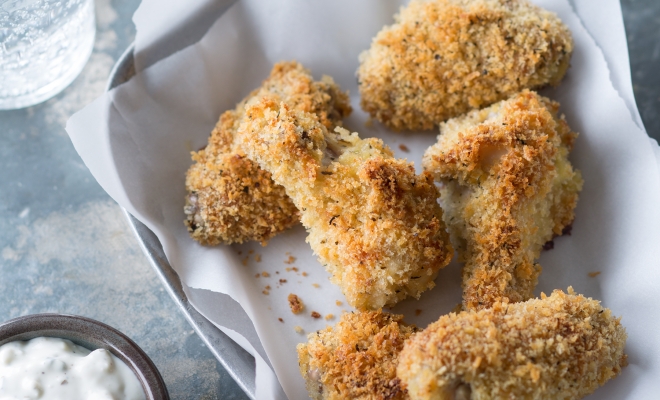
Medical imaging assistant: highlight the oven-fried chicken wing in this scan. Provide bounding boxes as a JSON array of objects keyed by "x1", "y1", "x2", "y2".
[
  {"x1": 185, "y1": 61, "x2": 351, "y2": 245},
  {"x1": 397, "y1": 288, "x2": 627, "y2": 400},
  {"x1": 423, "y1": 90, "x2": 582, "y2": 310},
  {"x1": 237, "y1": 99, "x2": 453, "y2": 309},
  {"x1": 358, "y1": 0, "x2": 573, "y2": 131},
  {"x1": 297, "y1": 311, "x2": 418, "y2": 400}
]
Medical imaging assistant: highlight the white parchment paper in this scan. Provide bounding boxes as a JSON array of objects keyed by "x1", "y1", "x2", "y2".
[{"x1": 66, "y1": 1, "x2": 660, "y2": 399}]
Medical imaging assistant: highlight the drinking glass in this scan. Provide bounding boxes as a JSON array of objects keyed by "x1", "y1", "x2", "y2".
[{"x1": 0, "y1": 0, "x2": 95, "y2": 110}]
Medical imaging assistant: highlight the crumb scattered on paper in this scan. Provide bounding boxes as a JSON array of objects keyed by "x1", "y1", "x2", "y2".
[
  {"x1": 249, "y1": 249, "x2": 254, "y2": 254},
  {"x1": 399, "y1": 144, "x2": 410, "y2": 152},
  {"x1": 284, "y1": 254, "x2": 296, "y2": 264},
  {"x1": 415, "y1": 309, "x2": 422, "y2": 316},
  {"x1": 301, "y1": 272, "x2": 308, "y2": 277},
  {"x1": 335, "y1": 300, "x2": 343, "y2": 306},
  {"x1": 312, "y1": 283, "x2": 320, "y2": 288},
  {"x1": 589, "y1": 271, "x2": 601, "y2": 277},
  {"x1": 255, "y1": 254, "x2": 262, "y2": 262},
  {"x1": 255, "y1": 273, "x2": 260, "y2": 278},
  {"x1": 262, "y1": 271, "x2": 270, "y2": 277},
  {"x1": 311, "y1": 311, "x2": 321, "y2": 319},
  {"x1": 325, "y1": 314, "x2": 334, "y2": 320},
  {"x1": 288, "y1": 293, "x2": 304, "y2": 314},
  {"x1": 294, "y1": 326, "x2": 304, "y2": 334},
  {"x1": 278, "y1": 318, "x2": 284, "y2": 323},
  {"x1": 241, "y1": 257, "x2": 249, "y2": 266}
]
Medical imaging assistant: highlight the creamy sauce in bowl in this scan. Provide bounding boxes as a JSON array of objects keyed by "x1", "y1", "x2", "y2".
[{"x1": 0, "y1": 337, "x2": 146, "y2": 400}]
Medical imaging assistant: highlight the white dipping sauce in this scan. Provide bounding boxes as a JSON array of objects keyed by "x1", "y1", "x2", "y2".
[{"x1": 0, "y1": 337, "x2": 146, "y2": 400}]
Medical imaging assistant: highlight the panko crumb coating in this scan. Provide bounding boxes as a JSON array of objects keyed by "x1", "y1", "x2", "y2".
[
  {"x1": 357, "y1": 0, "x2": 573, "y2": 131},
  {"x1": 423, "y1": 90, "x2": 583, "y2": 310},
  {"x1": 184, "y1": 61, "x2": 352, "y2": 245},
  {"x1": 297, "y1": 311, "x2": 419, "y2": 400},
  {"x1": 397, "y1": 288, "x2": 628, "y2": 400},
  {"x1": 237, "y1": 99, "x2": 453, "y2": 310}
]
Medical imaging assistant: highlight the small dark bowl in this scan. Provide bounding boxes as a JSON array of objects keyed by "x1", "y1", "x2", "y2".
[{"x1": 0, "y1": 313, "x2": 169, "y2": 400}]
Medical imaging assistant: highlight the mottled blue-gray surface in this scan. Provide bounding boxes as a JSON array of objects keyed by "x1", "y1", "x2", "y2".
[
  {"x1": 622, "y1": 0, "x2": 660, "y2": 141},
  {"x1": 0, "y1": 1, "x2": 657, "y2": 399}
]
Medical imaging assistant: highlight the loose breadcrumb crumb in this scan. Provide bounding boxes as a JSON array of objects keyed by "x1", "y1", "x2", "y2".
[
  {"x1": 324, "y1": 314, "x2": 334, "y2": 321},
  {"x1": 335, "y1": 300, "x2": 343, "y2": 307},
  {"x1": 261, "y1": 272, "x2": 270, "y2": 277},
  {"x1": 414, "y1": 309, "x2": 422, "y2": 316},
  {"x1": 255, "y1": 254, "x2": 262, "y2": 262},
  {"x1": 398, "y1": 144, "x2": 410, "y2": 152},
  {"x1": 311, "y1": 311, "x2": 322, "y2": 319},
  {"x1": 295, "y1": 326, "x2": 304, "y2": 334},
  {"x1": 254, "y1": 273, "x2": 260, "y2": 278},
  {"x1": 312, "y1": 283, "x2": 320, "y2": 289},
  {"x1": 278, "y1": 318, "x2": 284, "y2": 323},
  {"x1": 262, "y1": 290, "x2": 269, "y2": 295},
  {"x1": 241, "y1": 257, "x2": 249, "y2": 266},
  {"x1": 285, "y1": 255, "x2": 297, "y2": 264},
  {"x1": 288, "y1": 294, "x2": 305, "y2": 314},
  {"x1": 279, "y1": 279, "x2": 287, "y2": 284},
  {"x1": 302, "y1": 272, "x2": 308, "y2": 277},
  {"x1": 589, "y1": 271, "x2": 602, "y2": 277}
]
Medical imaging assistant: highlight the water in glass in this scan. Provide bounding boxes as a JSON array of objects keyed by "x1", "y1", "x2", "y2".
[{"x1": 0, "y1": 0, "x2": 95, "y2": 109}]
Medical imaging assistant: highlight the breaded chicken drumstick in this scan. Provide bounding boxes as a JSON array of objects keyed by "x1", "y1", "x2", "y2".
[
  {"x1": 398, "y1": 288, "x2": 627, "y2": 400},
  {"x1": 358, "y1": 0, "x2": 573, "y2": 131},
  {"x1": 185, "y1": 62, "x2": 351, "y2": 245},
  {"x1": 423, "y1": 90, "x2": 582, "y2": 310},
  {"x1": 297, "y1": 311, "x2": 418, "y2": 400},
  {"x1": 237, "y1": 99, "x2": 453, "y2": 310}
]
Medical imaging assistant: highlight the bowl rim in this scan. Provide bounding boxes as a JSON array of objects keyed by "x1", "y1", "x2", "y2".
[{"x1": 0, "y1": 313, "x2": 170, "y2": 400}]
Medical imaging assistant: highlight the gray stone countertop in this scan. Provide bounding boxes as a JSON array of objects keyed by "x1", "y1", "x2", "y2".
[{"x1": 0, "y1": 1, "x2": 657, "y2": 399}]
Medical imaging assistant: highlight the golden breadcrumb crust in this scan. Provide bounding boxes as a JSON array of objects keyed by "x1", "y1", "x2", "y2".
[
  {"x1": 397, "y1": 288, "x2": 627, "y2": 400},
  {"x1": 423, "y1": 90, "x2": 582, "y2": 310},
  {"x1": 184, "y1": 61, "x2": 352, "y2": 245},
  {"x1": 238, "y1": 99, "x2": 453, "y2": 310},
  {"x1": 297, "y1": 311, "x2": 419, "y2": 400},
  {"x1": 357, "y1": 0, "x2": 573, "y2": 131}
]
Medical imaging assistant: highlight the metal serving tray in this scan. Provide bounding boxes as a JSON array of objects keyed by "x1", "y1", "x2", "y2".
[{"x1": 107, "y1": 44, "x2": 257, "y2": 399}]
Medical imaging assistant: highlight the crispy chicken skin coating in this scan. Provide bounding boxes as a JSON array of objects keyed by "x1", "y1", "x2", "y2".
[
  {"x1": 397, "y1": 288, "x2": 628, "y2": 400},
  {"x1": 297, "y1": 311, "x2": 419, "y2": 400},
  {"x1": 237, "y1": 99, "x2": 453, "y2": 310},
  {"x1": 357, "y1": 0, "x2": 573, "y2": 131},
  {"x1": 423, "y1": 90, "x2": 583, "y2": 310},
  {"x1": 184, "y1": 61, "x2": 352, "y2": 245}
]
